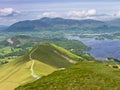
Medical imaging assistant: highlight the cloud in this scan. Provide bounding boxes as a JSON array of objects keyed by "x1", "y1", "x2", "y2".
[
  {"x1": 0, "y1": 8, "x2": 20, "y2": 17},
  {"x1": 114, "y1": 11, "x2": 120, "y2": 17},
  {"x1": 37, "y1": 9, "x2": 112, "y2": 20},
  {"x1": 37, "y1": 12, "x2": 60, "y2": 18},
  {"x1": 67, "y1": 9, "x2": 97, "y2": 19},
  {"x1": 87, "y1": 9, "x2": 96, "y2": 15},
  {"x1": 37, "y1": 9, "x2": 97, "y2": 19}
]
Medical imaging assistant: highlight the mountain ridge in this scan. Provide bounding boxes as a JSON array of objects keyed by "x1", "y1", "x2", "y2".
[
  {"x1": 4, "y1": 17, "x2": 120, "y2": 33},
  {"x1": 16, "y1": 61, "x2": 120, "y2": 90},
  {"x1": 5, "y1": 17, "x2": 106, "y2": 32},
  {"x1": 0, "y1": 43, "x2": 80, "y2": 90}
]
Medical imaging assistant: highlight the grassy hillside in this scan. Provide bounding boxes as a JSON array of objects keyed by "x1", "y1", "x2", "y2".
[
  {"x1": 16, "y1": 61, "x2": 120, "y2": 90},
  {"x1": 0, "y1": 35, "x2": 92, "y2": 61},
  {"x1": 51, "y1": 44, "x2": 81, "y2": 60},
  {"x1": 0, "y1": 56, "x2": 56, "y2": 90},
  {"x1": 0, "y1": 56, "x2": 33, "y2": 90},
  {"x1": 30, "y1": 43, "x2": 81, "y2": 68},
  {"x1": 0, "y1": 43, "x2": 80, "y2": 90}
]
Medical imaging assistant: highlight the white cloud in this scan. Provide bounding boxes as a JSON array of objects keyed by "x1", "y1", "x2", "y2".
[
  {"x1": 37, "y1": 9, "x2": 97, "y2": 19},
  {"x1": 37, "y1": 12, "x2": 60, "y2": 18},
  {"x1": 114, "y1": 11, "x2": 120, "y2": 17},
  {"x1": 87, "y1": 9, "x2": 96, "y2": 15},
  {"x1": 37, "y1": 9, "x2": 117, "y2": 20},
  {"x1": 67, "y1": 9, "x2": 97, "y2": 19},
  {"x1": 0, "y1": 8, "x2": 20, "y2": 17},
  {"x1": 67, "y1": 11, "x2": 86, "y2": 18}
]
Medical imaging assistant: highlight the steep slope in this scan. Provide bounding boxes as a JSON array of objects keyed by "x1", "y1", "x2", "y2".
[
  {"x1": 0, "y1": 52, "x2": 56, "y2": 90},
  {"x1": 0, "y1": 56, "x2": 33, "y2": 90},
  {"x1": 16, "y1": 61, "x2": 120, "y2": 90},
  {"x1": 0, "y1": 43, "x2": 80, "y2": 90},
  {"x1": 28, "y1": 43, "x2": 81, "y2": 68}
]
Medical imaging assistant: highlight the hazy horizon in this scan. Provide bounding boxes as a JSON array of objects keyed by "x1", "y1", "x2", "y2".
[{"x1": 0, "y1": 0, "x2": 120, "y2": 25}]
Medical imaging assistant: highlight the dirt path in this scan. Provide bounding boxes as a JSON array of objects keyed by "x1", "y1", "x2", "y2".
[
  {"x1": 7, "y1": 38, "x2": 14, "y2": 45},
  {"x1": 54, "y1": 50, "x2": 76, "y2": 64},
  {"x1": 29, "y1": 46, "x2": 40, "y2": 79}
]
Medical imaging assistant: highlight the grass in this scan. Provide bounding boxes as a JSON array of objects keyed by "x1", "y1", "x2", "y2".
[
  {"x1": 30, "y1": 43, "x2": 80, "y2": 68},
  {"x1": 0, "y1": 43, "x2": 78, "y2": 90},
  {"x1": 0, "y1": 56, "x2": 33, "y2": 90},
  {"x1": 51, "y1": 43, "x2": 83, "y2": 60},
  {"x1": 16, "y1": 61, "x2": 120, "y2": 90},
  {"x1": 0, "y1": 46, "x2": 11, "y2": 54},
  {"x1": 0, "y1": 46, "x2": 20, "y2": 56},
  {"x1": 0, "y1": 36, "x2": 6, "y2": 41},
  {"x1": 0, "y1": 56, "x2": 56, "y2": 90},
  {"x1": 33, "y1": 60, "x2": 57, "y2": 76}
]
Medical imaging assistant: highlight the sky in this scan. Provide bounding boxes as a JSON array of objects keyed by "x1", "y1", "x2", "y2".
[{"x1": 0, "y1": 0, "x2": 120, "y2": 25}]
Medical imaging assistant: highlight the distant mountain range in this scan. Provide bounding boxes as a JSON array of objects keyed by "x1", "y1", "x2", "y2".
[
  {"x1": 4, "y1": 17, "x2": 120, "y2": 33},
  {"x1": 0, "y1": 25, "x2": 8, "y2": 31}
]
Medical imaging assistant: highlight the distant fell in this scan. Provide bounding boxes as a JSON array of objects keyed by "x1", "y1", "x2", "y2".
[
  {"x1": 0, "y1": 25, "x2": 8, "y2": 31},
  {"x1": 5, "y1": 17, "x2": 105, "y2": 32}
]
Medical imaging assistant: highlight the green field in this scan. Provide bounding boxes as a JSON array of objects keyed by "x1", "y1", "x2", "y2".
[{"x1": 0, "y1": 46, "x2": 22, "y2": 56}]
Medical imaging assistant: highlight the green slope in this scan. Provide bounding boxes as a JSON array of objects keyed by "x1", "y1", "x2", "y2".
[
  {"x1": 0, "y1": 56, "x2": 33, "y2": 90},
  {"x1": 16, "y1": 61, "x2": 120, "y2": 90},
  {"x1": 0, "y1": 57, "x2": 56, "y2": 90},
  {"x1": 0, "y1": 43, "x2": 80, "y2": 90},
  {"x1": 29, "y1": 43, "x2": 81, "y2": 68}
]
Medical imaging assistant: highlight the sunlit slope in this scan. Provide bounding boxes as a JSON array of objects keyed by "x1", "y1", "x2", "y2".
[
  {"x1": 0, "y1": 43, "x2": 80, "y2": 90},
  {"x1": 30, "y1": 43, "x2": 81, "y2": 68},
  {"x1": 0, "y1": 56, "x2": 33, "y2": 90},
  {"x1": 0, "y1": 57, "x2": 57, "y2": 90},
  {"x1": 16, "y1": 61, "x2": 120, "y2": 90}
]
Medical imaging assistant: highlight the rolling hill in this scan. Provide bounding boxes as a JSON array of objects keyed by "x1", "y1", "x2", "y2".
[
  {"x1": 4, "y1": 17, "x2": 120, "y2": 33},
  {"x1": 0, "y1": 34, "x2": 92, "y2": 62},
  {"x1": 0, "y1": 43, "x2": 80, "y2": 90},
  {"x1": 16, "y1": 61, "x2": 120, "y2": 90},
  {"x1": 5, "y1": 17, "x2": 105, "y2": 32}
]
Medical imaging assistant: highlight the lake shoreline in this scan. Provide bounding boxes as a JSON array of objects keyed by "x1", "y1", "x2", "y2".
[{"x1": 67, "y1": 36, "x2": 120, "y2": 61}]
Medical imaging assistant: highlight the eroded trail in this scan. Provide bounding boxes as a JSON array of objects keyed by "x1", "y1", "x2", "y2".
[
  {"x1": 54, "y1": 50, "x2": 76, "y2": 64},
  {"x1": 29, "y1": 46, "x2": 40, "y2": 79}
]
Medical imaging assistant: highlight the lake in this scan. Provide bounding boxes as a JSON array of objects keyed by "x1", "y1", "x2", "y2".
[{"x1": 68, "y1": 36, "x2": 120, "y2": 60}]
